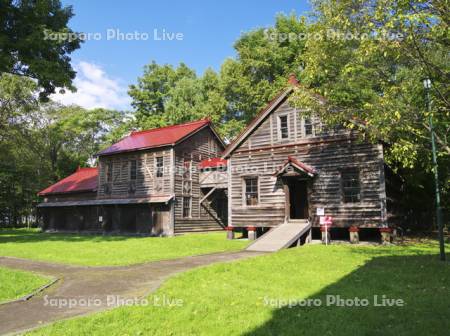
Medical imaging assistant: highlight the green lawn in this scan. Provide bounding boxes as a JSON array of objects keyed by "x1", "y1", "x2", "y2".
[
  {"x1": 0, "y1": 266, "x2": 50, "y2": 303},
  {"x1": 0, "y1": 229, "x2": 249, "y2": 266},
  {"x1": 27, "y1": 242, "x2": 450, "y2": 336}
]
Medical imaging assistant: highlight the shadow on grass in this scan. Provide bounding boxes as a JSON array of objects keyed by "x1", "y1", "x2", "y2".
[
  {"x1": 0, "y1": 229, "x2": 136, "y2": 244},
  {"x1": 245, "y1": 253, "x2": 450, "y2": 336}
]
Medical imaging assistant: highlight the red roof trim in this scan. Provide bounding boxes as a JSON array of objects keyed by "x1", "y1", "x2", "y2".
[
  {"x1": 38, "y1": 167, "x2": 98, "y2": 196},
  {"x1": 129, "y1": 118, "x2": 210, "y2": 136},
  {"x1": 274, "y1": 156, "x2": 317, "y2": 177},
  {"x1": 199, "y1": 157, "x2": 227, "y2": 169}
]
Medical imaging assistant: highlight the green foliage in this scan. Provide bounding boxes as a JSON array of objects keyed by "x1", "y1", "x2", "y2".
[
  {"x1": 128, "y1": 13, "x2": 309, "y2": 140},
  {"x1": 289, "y1": 0, "x2": 449, "y2": 212},
  {"x1": 291, "y1": 0, "x2": 449, "y2": 170},
  {"x1": 220, "y1": 13, "x2": 308, "y2": 128},
  {"x1": 128, "y1": 62, "x2": 228, "y2": 136},
  {"x1": 0, "y1": 74, "x2": 123, "y2": 226},
  {"x1": 0, "y1": 0, "x2": 81, "y2": 98}
]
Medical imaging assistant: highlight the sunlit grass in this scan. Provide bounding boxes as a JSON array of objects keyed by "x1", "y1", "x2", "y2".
[
  {"x1": 0, "y1": 267, "x2": 50, "y2": 303},
  {"x1": 28, "y1": 243, "x2": 450, "y2": 335},
  {"x1": 0, "y1": 229, "x2": 249, "y2": 266}
]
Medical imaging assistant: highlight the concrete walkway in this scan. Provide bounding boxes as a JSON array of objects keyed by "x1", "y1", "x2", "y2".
[{"x1": 0, "y1": 251, "x2": 264, "y2": 335}]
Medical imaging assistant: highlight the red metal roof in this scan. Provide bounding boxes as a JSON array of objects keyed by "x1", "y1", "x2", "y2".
[
  {"x1": 38, "y1": 167, "x2": 98, "y2": 196},
  {"x1": 199, "y1": 157, "x2": 227, "y2": 169},
  {"x1": 97, "y1": 119, "x2": 211, "y2": 156}
]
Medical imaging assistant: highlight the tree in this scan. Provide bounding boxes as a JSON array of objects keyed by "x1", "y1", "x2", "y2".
[
  {"x1": 289, "y1": 0, "x2": 449, "y2": 220},
  {"x1": 292, "y1": 0, "x2": 449, "y2": 166},
  {"x1": 0, "y1": 74, "x2": 123, "y2": 226},
  {"x1": 128, "y1": 63, "x2": 228, "y2": 136},
  {"x1": 128, "y1": 62, "x2": 196, "y2": 129},
  {"x1": 0, "y1": 0, "x2": 81, "y2": 99},
  {"x1": 219, "y1": 12, "x2": 309, "y2": 136}
]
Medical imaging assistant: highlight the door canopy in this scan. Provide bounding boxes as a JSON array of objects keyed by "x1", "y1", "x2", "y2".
[{"x1": 274, "y1": 156, "x2": 317, "y2": 178}]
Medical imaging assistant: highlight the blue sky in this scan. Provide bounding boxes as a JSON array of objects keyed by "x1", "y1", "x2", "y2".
[{"x1": 53, "y1": 0, "x2": 311, "y2": 110}]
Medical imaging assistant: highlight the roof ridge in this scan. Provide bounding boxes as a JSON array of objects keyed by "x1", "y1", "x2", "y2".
[
  {"x1": 130, "y1": 118, "x2": 210, "y2": 136},
  {"x1": 78, "y1": 167, "x2": 98, "y2": 170}
]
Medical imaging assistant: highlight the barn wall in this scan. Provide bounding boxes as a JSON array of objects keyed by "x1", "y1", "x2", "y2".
[
  {"x1": 173, "y1": 127, "x2": 225, "y2": 233},
  {"x1": 229, "y1": 96, "x2": 386, "y2": 228},
  {"x1": 97, "y1": 148, "x2": 172, "y2": 199}
]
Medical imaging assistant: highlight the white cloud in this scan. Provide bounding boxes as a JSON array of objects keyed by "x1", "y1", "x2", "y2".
[{"x1": 51, "y1": 61, "x2": 131, "y2": 110}]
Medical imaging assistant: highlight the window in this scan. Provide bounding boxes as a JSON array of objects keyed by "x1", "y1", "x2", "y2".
[
  {"x1": 182, "y1": 197, "x2": 191, "y2": 218},
  {"x1": 304, "y1": 118, "x2": 313, "y2": 136},
  {"x1": 279, "y1": 115, "x2": 289, "y2": 139},
  {"x1": 106, "y1": 162, "x2": 113, "y2": 182},
  {"x1": 182, "y1": 158, "x2": 192, "y2": 195},
  {"x1": 129, "y1": 160, "x2": 137, "y2": 180},
  {"x1": 341, "y1": 169, "x2": 361, "y2": 203},
  {"x1": 156, "y1": 157, "x2": 164, "y2": 177},
  {"x1": 244, "y1": 177, "x2": 258, "y2": 206},
  {"x1": 183, "y1": 159, "x2": 192, "y2": 180}
]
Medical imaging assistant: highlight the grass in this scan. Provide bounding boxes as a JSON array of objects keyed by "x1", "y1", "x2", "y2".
[
  {"x1": 27, "y1": 242, "x2": 450, "y2": 336},
  {"x1": 0, "y1": 229, "x2": 249, "y2": 266},
  {"x1": 0, "y1": 267, "x2": 50, "y2": 303}
]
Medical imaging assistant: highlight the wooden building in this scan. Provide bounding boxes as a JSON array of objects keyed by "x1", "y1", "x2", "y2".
[
  {"x1": 222, "y1": 75, "x2": 389, "y2": 242},
  {"x1": 37, "y1": 119, "x2": 227, "y2": 235}
]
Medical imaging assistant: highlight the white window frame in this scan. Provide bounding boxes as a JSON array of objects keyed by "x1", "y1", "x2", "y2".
[
  {"x1": 277, "y1": 114, "x2": 290, "y2": 140},
  {"x1": 242, "y1": 176, "x2": 260, "y2": 207},
  {"x1": 182, "y1": 196, "x2": 192, "y2": 218},
  {"x1": 155, "y1": 156, "x2": 164, "y2": 178},
  {"x1": 303, "y1": 117, "x2": 314, "y2": 137}
]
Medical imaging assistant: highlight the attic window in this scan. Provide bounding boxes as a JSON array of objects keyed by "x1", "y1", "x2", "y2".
[
  {"x1": 106, "y1": 162, "x2": 113, "y2": 183},
  {"x1": 130, "y1": 160, "x2": 137, "y2": 180},
  {"x1": 156, "y1": 157, "x2": 164, "y2": 177},
  {"x1": 304, "y1": 118, "x2": 313, "y2": 136},
  {"x1": 279, "y1": 115, "x2": 289, "y2": 139}
]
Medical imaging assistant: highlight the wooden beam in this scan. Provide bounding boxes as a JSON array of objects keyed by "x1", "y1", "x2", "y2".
[{"x1": 200, "y1": 187, "x2": 217, "y2": 204}]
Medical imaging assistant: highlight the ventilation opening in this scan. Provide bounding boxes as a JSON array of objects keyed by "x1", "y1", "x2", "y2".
[
  {"x1": 330, "y1": 228, "x2": 350, "y2": 241},
  {"x1": 359, "y1": 228, "x2": 380, "y2": 242},
  {"x1": 311, "y1": 227, "x2": 321, "y2": 240}
]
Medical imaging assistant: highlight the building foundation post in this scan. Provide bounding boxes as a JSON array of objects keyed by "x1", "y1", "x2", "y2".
[
  {"x1": 349, "y1": 226, "x2": 360, "y2": 244},
  {"x1": 247, "y1": 226, "x2": 257, "y2": 241},
  {"x1": 226, "y1": 226, "x2": 235, "y2": 240},
  {"x1": 379, "y1": 227, "x2": 392, "y2": 244}
]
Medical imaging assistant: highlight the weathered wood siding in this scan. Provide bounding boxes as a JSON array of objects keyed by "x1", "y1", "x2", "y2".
[
  {"x1": 43, "y1": 192, "x2": 97, "y2": 203},
  {"x1": 173, "y1": 128, "x2": 224, "y2": 233},
  {"x1": 97, "y1": 148, "x2": 173, "y2": 199},
  {"x1": 229, "y1": 96, "x2": 387, "y2": 228}
]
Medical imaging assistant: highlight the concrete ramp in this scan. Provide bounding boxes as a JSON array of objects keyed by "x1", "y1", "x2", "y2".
[{"x1": 246, "y1": 220, "x2": 311, "y2": 252}]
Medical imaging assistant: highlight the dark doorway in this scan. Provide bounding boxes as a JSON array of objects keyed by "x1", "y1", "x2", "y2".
[
  {"x1": 287, "y1": 179, "x2": 309, "y2": 219},
  {"x1": 121, "y1": 205, "x2": 137, "y2": 232}
]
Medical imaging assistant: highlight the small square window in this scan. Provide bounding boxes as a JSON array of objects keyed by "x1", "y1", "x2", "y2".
[
  {"x1": 279, "y1": 115, "x2": 289, "y2": 139},
  {"x1": 244, "y1": 177, "x2": 258, "y2": 206},
  {"x1": 341, "y1": 169, "x2": 361, "y2": 203}
]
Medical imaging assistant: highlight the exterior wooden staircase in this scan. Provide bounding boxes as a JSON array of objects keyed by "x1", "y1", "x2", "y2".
[{"x1": 246, "y1": 219, "x2": 311, "y2": 252}]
